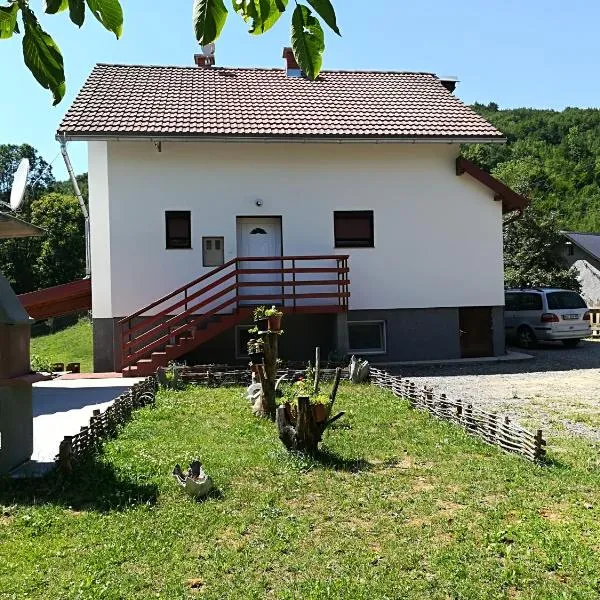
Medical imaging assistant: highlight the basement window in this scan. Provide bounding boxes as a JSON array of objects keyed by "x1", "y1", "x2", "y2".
[
  {"x1": 236, "y1": 325, "x2": 254, "y2": 359},
  {"x1": 334, "y1": 211, "x2": 374, "y2": 248},
  {"x1": 348, "y1": 321, "x2": 387, "y2": 355},
  {"x1": 165, "y1": 211, "x2": 191, "y2": 249}
]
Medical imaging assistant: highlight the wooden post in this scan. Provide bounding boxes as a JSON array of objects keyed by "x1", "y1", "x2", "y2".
[
  {"x1": 329, "y1": 367, "x2": 342, "y2": 405},
  {"x1": 261, "y1": 332, "x2": 279, "y2": 420},
  {"x1": 314, "y1": 347, "x2": 321, "y2": 395},
  {"x1": 58, "y1": 436, "x2": 73, "y2": 475},
  {"x1": 534, "y1": 429, "x2": 546, "y2": 460}
]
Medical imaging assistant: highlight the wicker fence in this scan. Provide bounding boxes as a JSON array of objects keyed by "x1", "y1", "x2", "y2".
[
  {"x1": 370, "y1": 368, "x2": 546, "y2": 462},
  {"x1": 56, "y1": 377, "x2": 157, "y2": 472},
  {"x1": 178, "y1": 365, "x2": 346, "y2": 387}
]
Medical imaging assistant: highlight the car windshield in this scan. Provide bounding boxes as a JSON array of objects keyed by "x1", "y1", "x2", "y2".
[{"x1": 546, "y1": 292, "x2": 587, "y2": 310}]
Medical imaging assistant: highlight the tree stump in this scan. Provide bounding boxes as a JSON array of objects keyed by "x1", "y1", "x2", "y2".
[{"x1": 276, "y1": 368, "x2": 345, "y2": 454}]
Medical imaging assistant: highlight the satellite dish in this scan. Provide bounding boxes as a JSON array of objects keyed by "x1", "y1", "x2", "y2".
[
  {"x1": 9, "y1": 158, "x2": 30, "y2": 211},
  {"x1": 202, "y1": 43, "x2": 215, "y2": 57}
]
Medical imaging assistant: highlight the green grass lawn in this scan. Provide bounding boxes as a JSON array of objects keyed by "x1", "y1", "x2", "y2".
[
  {"x1": 2, "y1": 384, "x2": 600, "y2": 599},
  {"x1": 30, "y1": 318, "x2": 93, "y2": 373}
]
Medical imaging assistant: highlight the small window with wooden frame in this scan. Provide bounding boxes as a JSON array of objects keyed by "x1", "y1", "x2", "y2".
[
  {"x1": 165, "y1": 211, "x2": 191, "y2": 249},
  {"x1": 334, "y1": 210, "x2": 374, "y2": 248}
]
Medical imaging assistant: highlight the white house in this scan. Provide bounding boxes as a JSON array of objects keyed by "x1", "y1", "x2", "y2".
[{"x1": 57, "y1": 49, "x2": 527, "y2": 375}]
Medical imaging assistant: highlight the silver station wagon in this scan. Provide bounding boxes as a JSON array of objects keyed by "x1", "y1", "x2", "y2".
[{"x1": 504, "y1": 288, "x2": 591, "y2": 348}]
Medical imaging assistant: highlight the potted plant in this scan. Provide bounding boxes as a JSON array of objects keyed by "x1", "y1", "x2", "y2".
[
  {"x1": 310, "y1": 394, "x2": 331, "y2": 424},
  {"x1": 253, "y1": 306, "x2": 269, "y2": 332},
  {"x1": 265, "y1": 305, "x2": 283, "y2": 332},
  {"x1": 247, "y1": 339, "x2": 264, "y2": 365}
]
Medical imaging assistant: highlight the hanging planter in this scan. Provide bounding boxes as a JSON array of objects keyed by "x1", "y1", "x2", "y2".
[
  {"x1": 265, "y1": 306, "x2": 283, "y2": 332},
  {"x1": 253, "y1": 306, "x2": 269, "y2": 332}
]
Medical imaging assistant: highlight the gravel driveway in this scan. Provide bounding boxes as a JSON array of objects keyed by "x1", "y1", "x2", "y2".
[{"x1": 389, "y1": 340, "x2": 600, "y2": 441}]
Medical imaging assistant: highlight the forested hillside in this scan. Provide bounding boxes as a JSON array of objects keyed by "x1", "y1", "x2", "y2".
[{"x1": 464, "y1": 104, "x2": 600, "y2": 232}]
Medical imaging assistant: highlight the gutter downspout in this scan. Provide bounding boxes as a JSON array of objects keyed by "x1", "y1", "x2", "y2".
[{"x1": 59, "y1": 139, "x2": 91, "y2": 278}]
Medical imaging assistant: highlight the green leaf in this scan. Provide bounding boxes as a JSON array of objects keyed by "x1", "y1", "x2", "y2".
[
  {"x1": 306, "y1": 0, "x2": 339, "y2": 35},
  {"x1": 68, "y1": 0, "x2": 85, "y2": 27},
  {"x1": 233, "y1": 0, "x2": 287, "y2": 35},
  {"x1": 21, "y1": 7, "x2": 65, "y2": 105},
  {"x1": 85, "y1": 0, "x2": 122, "y2": 38},
  {"x1": 193, "y1": 0, "x2": 228, "y2": 45},
  {"x1": 44, "y1": 0, "x2": 69, "y2": 14},
  {"x1": 0, "y1": 3, "x2": 19, "y2": 40},
  {"x1": 291, "y1": 4, "x2": 324, "y2": 80}
]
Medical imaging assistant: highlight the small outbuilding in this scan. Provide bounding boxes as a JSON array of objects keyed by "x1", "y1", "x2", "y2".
[
  {"x1": 561, "y1": 231, "x2": 600, "y2": 307},
  {"x1": 0, "y1": 212, "x2": 44, "y2": 474}
]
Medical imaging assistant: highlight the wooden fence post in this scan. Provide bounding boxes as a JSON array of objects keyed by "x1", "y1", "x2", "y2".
[{"x1": 58, "y1": 436, "x2": 73, "y2": 475}]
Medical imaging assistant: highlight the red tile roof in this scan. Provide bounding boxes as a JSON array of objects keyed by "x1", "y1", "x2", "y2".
[{"x1": 57, "y1": 64, "x2": 504, "y2": 141}]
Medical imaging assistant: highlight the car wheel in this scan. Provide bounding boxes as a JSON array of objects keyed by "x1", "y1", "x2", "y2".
[
  {"x1": 517, "y1": 326, "x2": 537, "y2": 349},
  {"x1": 562, "y1": 339, "x2": 581, "y2": 348}
]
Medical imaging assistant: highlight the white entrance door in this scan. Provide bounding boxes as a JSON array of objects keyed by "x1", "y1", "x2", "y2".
[{"x1": 237, "y1": 217, "x2": 283, "y2": 304}]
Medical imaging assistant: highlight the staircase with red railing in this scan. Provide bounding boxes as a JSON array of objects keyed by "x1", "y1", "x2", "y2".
[{"x1": 119, "y1": 255, "x2": 350, "y2": 376}]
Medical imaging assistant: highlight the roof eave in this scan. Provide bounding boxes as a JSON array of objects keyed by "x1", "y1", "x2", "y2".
[
  {"x1": 56, "y1": 132, "x2": 507, "y2": 144},
  {"x1": 456, "y1": 156, "x2": 529, "y2": 215},
  {"x1": 0, "y1": 213, "x2": 46, "y2": 239}
]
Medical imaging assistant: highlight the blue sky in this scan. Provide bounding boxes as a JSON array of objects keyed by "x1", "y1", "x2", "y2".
[{"x1": 1, "y1": 0, "x2": 599, "y2": 179}]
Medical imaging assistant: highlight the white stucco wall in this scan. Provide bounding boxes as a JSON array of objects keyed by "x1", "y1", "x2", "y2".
[{"x1": 89, "y1": 140, "x2": 504, "y2": 317}]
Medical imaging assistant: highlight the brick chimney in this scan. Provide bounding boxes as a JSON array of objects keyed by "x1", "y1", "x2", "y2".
[
  {"x1": 194, "y1": 54, "x2": 215, "y2": 68},
  {"x1": 282, "y1": 47, "x2": 302, "y2": 77}
]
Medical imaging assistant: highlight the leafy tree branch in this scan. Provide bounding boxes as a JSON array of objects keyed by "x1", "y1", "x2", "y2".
[{"x1": 1, "y1": 0, "x2": 339, "y2": 104}]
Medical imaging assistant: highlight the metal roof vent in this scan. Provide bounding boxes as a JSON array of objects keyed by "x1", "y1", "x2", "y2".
[{"x1": 282, "y1": 47, "x2": 303, "y2": 78}]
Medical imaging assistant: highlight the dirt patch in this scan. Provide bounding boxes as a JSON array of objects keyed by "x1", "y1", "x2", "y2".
[
  {"x1": 538, "y1": 507, "x2": 569, "y2": 523},
  {"x1": 437, "y1": 501, "x2": 465, "y2": 518},
  {"x1": 344, "y1": 515, "x2": 376, "y2": 533},
  {"x1": 216, "y1": 527, "x2": 247, "y2": 551},
  {"x1": 412, "y1": 477, "x2": 435, "y2": 493}
]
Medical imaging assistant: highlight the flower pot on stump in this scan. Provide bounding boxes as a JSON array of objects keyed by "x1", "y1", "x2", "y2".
[
  {"x1": 312, "y1": 403, "x2": 329, "y2": 424},
  {"x1": 268, "y1": 314, "x2": 282, "y2": 332}
]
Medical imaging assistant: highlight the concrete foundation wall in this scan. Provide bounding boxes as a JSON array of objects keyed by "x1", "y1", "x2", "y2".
[
  {"x1": 182, "y1": 314, "x2": 338, "y2": 365},
  {"x1": 94, "y1": 306, "x2": 505, "y2": 370}
]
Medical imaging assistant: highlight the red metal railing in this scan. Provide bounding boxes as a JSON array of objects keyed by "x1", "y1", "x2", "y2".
[{"x1": 119, "y1": 255, "x2": 350, "y2": 369}]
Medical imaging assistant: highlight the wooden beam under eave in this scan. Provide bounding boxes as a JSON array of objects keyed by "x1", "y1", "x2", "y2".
[{"x1": 455, "y1": 156, "x2": 529, "y2": 215}]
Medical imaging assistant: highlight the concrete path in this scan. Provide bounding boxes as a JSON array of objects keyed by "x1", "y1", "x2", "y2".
[{"x1": 12, "y1": 377, "x2": 142, "y2": 477}]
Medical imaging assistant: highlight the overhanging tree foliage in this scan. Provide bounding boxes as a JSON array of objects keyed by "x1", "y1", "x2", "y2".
[
  {"x1": 503, "y1": 208, "x2": 580, "y2": 291},
  {"x1": 1, "y1": 0, "x2": 340, "y2": 104}
]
